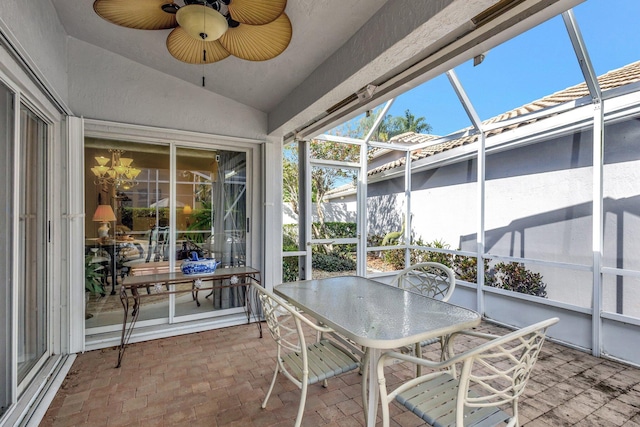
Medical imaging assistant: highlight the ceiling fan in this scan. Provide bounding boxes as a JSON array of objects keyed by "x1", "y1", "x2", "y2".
[{"x1": 93, "y1": 0, "x2": 291, "y2": 64}]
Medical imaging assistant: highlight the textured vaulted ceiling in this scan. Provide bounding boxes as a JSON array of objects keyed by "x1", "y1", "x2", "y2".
[
  {"x1": 49, "y1": 0, "x2": 578, "y2": 137},
  {"x1": 51, "y1": 0, "x2": 388, "y2": 113}
]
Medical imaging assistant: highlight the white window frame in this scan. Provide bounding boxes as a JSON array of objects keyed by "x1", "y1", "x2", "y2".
[{"x1": 74, "y1": 119, "x2": 264, "y2": 352}]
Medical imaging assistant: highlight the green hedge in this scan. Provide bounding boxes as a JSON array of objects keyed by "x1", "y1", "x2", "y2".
[{"x1": 283, "y1": 225, "x2": 547, "y2": 298}]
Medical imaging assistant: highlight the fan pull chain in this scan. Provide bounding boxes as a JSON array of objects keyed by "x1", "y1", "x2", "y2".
[
  {"x1": 202, "y1": 4, "x2": 206, "y2": 87},
  {"x1": 202, "y1": 49, "x2": 207, "y2": 87}
]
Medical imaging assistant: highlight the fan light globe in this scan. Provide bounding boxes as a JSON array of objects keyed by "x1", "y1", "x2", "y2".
[{"x1": 176, "y1": 4, "x2": 228, "y2": 42}]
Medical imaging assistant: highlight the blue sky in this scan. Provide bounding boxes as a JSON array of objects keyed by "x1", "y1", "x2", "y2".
[{"x1": 340, "y1": 0, "x2": 640, "y2": 137}]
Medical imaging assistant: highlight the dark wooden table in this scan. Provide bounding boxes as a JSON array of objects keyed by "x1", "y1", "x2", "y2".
[{"x1": 117, "y1": 266, "x2": 262, "y2": 367}]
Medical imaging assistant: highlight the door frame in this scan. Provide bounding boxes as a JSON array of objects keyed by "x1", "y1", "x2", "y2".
[
  {"x1": 76, "y1": 119, "x2": 264, "y2": 352},
  {"x1": 304, "y1": 152, "x2": 365, "y2": 278}
]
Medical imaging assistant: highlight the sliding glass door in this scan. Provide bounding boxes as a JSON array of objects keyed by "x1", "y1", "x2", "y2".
[
  {"x1": 174, "y1": 147, "x2": 247, "y2": 318},
  {"x1": 0, "y1": 80, "x2": 14, "y2": 417},
  {"x1": 84, "y1": 139, "x2": 171, "y2": 328},
  {"x1": 0, "y1": 74, "x2": 51, "y2": 418},
  {"x1": 84, "y1": 139, "x2": 249, "y2": 331},
  {"x1": 17, "y1": 104, "x2": 49, "y2": 389}
]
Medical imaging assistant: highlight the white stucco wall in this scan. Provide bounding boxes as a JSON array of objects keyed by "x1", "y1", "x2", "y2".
[
  {"x1": 304, "y1": 116, "x2": 640, "y2": 318},
  {"x1": 0, "y1": 0, "x2": 69, "y2": 106},
  {"x1": 283, "y1": 202, "x2": 356, "y2": 225},
  {"x1": 67, "y1": 38, "x2": 267, "y2": 140}
]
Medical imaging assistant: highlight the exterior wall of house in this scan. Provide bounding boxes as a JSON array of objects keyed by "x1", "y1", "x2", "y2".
[
  {"x1": 407, "y1": 131, "x2": 596, "y2": 309},
  {"x1": 315, "y1": 113, "x2": 640, "y2": 321},
  {"x1": 0, "y1": 0, "x2": 69, "y2": 105},
  {"x1": 67, "y1": 38, "x2": 267, "y2": 140},
  {"x1": 284, "y1": 202, "x2": 356, "y2": 225}
]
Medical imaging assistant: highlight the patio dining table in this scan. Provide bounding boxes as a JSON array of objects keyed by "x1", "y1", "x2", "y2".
[{"x1": 274, "y1": 276, "x2": 481, "y2": 427}]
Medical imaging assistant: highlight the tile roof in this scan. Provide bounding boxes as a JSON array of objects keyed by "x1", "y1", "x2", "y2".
[{"x1": 369, "y1": 60, "x2": 640, "y2": 176}]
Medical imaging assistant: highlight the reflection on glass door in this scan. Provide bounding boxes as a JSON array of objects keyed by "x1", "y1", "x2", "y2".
[
  {"x1": 308, "y1": 164, "x2": 359, "y2": 279},
  {"x1": 17, "y1": 104, "x2": 48, "y2": 385},
  {"x1": 85, "y1": 140, "x2": 171, "y2": 330},
  {"x1": 174, "y1": 147, "x2": 247, "y2": 318},
  {"x1": 0, "y1": 82, "x2": 14, "y2": 414},
  {"x1": 84, "y1": 141, "x2": 248, "y2": 331}
]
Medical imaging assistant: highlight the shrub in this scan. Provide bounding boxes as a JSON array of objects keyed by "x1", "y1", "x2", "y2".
[
  {"x1": 312, "y1": 251, "x2": 356, "y2": 272},
  {"x1": 283, "y1": 234, "x2": 298, "y2": 252},
  {"x1": 384, "y1": 238, "x2": 455, "y2": 271},
  {"x1": 453, "y1": 255, "x2": 493, "y2": 285},
  {"x1": 367, "y1": 233, "x2": 384, "y2": 248},
  {"x1": 322, "y1": 222, "x2": 357, "y2": 239},
  {"x1": 489, "y1": 262, "x2": 547, "y2": 298},
  {"x1": 383, "y1": 247, "x2": 405, "y2": 270},
  {"x1": 282, "y1": 257, "x2": 300, "y2": 282},
  {"x1": 283, "y1": 224, "x2": 298, "y2": 247},
  {"x1": 414, "y1": 238, "x2": 454, "y2": 268}
]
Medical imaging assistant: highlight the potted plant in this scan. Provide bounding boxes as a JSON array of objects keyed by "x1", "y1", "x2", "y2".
[{"x1": 85, "y1": 255, "x2": 105, "y2": 319}]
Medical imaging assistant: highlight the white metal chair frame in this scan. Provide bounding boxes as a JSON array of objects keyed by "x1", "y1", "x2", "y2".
[
  {"x1": 377, "y1": 317, "x2": 559, "y2": 427},
  {"x1": 392, "y1": 262, "x2": 457, "y2": 302},
  {"x1": 359, "y1": 262, "x2": 458, "y2": 413},
  {"x1": 394, "y1": 262, "x2": 457, "y2": 375},
  {"x1": 254, "y1": 284, "x2": 361, "y2": 427}
]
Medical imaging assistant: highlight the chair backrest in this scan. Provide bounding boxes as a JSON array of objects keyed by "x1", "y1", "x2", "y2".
[
  {"x1": 253, "y1": 284, "x2": 305, "y2": 354},
  {"x1": 393, "y1": 262, "x2": 456, "y2": 302},
  {"x1": 456, "y1": 317, "x2": 559, "y2": 412},
  {"x1": 146, "y1": 225, "x2": 170, "y2": 262}
]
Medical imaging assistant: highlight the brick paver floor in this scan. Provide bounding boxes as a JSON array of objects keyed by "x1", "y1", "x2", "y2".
[{"x1": 40, "y1": 321, "x2": 640, "y2": 426}]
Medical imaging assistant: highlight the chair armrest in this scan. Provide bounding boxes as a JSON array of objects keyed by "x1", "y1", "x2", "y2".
[
  {"x1": 380, "y1": 318, "x2": 560, "y2": 379},
  {"x1": 379, "y1": 351, "x2": 456, "y2": 372},
  {"x1": 450, "y1": 328, "x2": 499, "y2": 341},
  {"x1": 289, "y1": 306, "x2": 335, "y2": 334},
  {"x1": 444, "y1": 328, "x2": 498, "y2": 355}
]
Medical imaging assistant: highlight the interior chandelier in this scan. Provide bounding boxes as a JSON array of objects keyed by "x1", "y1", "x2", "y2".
[
  {"x1": 93, "y1": 0, "x2": 291, "y2": 64},
  {"x1": 92, "y1": 149, "x2": 142, "y2": 190}
]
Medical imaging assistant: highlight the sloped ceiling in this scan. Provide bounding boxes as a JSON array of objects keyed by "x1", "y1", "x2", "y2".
[
  {"x1": 50, "y1": 0, "x2": 577, "y2": 137},
  {"x1": 51, "y1": 0, "x2": 389, "y2": 113}
]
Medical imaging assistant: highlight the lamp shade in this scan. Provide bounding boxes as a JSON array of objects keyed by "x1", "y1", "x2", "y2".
[
  {"x1": 92, "y1": 205, "x2": 116, "y2": 222},
  {"x1": 177, "y1": 4, "x2": 228, "y2": 42},
  {"x1": 183, "y1": 205, "x2": 193, "y2": 215}
]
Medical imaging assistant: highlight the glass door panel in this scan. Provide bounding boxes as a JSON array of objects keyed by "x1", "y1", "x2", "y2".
[
  {"x1": 85, "y1": 139, "x2": 171, "y2": 330},
  {"x1": 174, "y1": 148, "x2": 247, "y2": 318},
  {"x1": 0, "y1": 82, "x2": 13, "y2": 416},
  {"x1": 17, "y1": 104, "x2": 48, "y2": 384}
]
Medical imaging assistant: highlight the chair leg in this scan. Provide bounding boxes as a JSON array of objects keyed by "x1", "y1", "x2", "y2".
[
  {"x1": 361, "y1": 349, "x2": 369, "y2": 424},
  {"x1": 262, "y1": 364, "x2": 279, "y2": 409},
  {"x1": 295, "y1": 378, "x2": 308, "y2": 427},
  {"x1": 415, "y1": 342, "x2": 422, "y2": 377}
]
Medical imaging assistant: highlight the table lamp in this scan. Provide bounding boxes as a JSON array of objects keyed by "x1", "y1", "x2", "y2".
[{"x1": 92, "y1": 204, "x2": 116, "y2": 238}]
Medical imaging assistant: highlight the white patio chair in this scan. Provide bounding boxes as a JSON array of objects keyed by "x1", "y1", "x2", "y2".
[
  {"x1": 253, "y1": 283, "x2": 361, "y2": 427},
  {"x1": 393, "y1": 262, "x2": 456, "y2": 301},
  {"x1": 377, "y1": 317, "x2": 559, "y2": 427},
  {"x1": 393, "y1": 262, "x2": 457, "y2": 374},
  {"x1": 360, "y1": 262, "x2": 458, "y2": 411}
]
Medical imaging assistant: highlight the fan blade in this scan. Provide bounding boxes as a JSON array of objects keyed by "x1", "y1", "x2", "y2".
[
  {"x1": 228, "y1": 0, "x2": 287, "y2": 25},
  {"x1": 94, "y1": 0, "x2": 178, "y2": 30},
  {"x1": 166, "y1": 27, "x2": 231, "y2": 64},
  {"x1": 219, "y1": 13, "x2": 291, "y2": 61}
]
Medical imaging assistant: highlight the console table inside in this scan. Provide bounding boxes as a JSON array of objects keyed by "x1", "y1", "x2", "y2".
[{"x1": 117, "y1": 266, "x2": 262, "y2": 367}]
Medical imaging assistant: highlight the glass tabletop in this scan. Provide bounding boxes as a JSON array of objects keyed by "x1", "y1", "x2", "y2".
[{"x1": 275, "y1": 276, "x2": 480, "y2": 349}]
